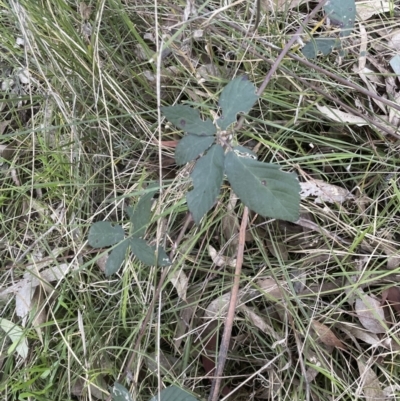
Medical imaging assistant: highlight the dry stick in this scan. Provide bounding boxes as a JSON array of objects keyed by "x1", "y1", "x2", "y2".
[
  {"x1": 236, "y1": 0, "x2": 327, "y2": 131},
  {"x1": 208, "y1": 206, "x2": 249, "y2": 401},
  {"x1": 221, "y1": 21, "x2": 400, "y2": 114}
]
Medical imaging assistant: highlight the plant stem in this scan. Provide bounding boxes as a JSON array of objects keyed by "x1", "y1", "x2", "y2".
[{"x1": 208, "y1": 206, "x2": 249, "y2": 401}]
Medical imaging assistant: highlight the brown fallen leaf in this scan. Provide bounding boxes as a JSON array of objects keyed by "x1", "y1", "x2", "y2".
[
  {"x1": 265, "y1": 239, "x2": 289, "y2": 260},
  {"x1": 79, "y1": 2, "x2": 92, "y2": 20},
  {"x1": 169, "y1": 268, "x2": 189, "y2": 301},
  {"x1": 311, "y1": 320, "x2": 346, "y2": 350},
  {"x1": 381, "y1": 286, "x2": 400, "y2": 314},
  {"x1": 336, "y1": 322, "x2": 380, "y2": 348},
  {"x1": 239, "y1": 305, "x2": 282, "y2": 342},
  {"x1": 257, "y1": 278, "x2": 286, "y2": 301},
  {"x1": 355, "y1": 296, "x2": 386, "y2": 334},
  {"x1": 221, "y1": 192, "x2": 240, "y2": 255},
  {"x1": 208, "y1": 245, "x2": 236, "y2": 268},
  {"x1": 357, "y1": 359, "x2": 385, "y2": 401}
]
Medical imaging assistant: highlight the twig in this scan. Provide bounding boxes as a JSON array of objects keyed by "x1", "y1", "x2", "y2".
[
  {"x1": 219, "y1": 21, "x2": 400, "y2": 114},
  {"x1": 240, "y1": 44, "x2": 400, "y2": 139},
  {"x1": 236, "y1": 0, "x2": 327, "y2": 131},
  {"x1": 256, "y1": 0, "x2": 327, "y2": 96},
  {"x1": 208, "y1": 206, "x2": 249, "y2": 401}
]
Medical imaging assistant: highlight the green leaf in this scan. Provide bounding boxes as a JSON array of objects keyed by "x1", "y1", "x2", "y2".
[
  {"x1": 225, "y1": 150, "x2": 300, "y2": 222},
  {"x1": 302, "y1": 38, "x2": 339, "y2": 59},
  {"x1": 110, "y1": 383, "x2": 134, "y2": 401},
  {"x1": 125, "y1": 206, "x2": 134, "y2": 221},
  {"x1": 0, "y1": 319, "x2": 29, "y2": 360},
  {"x1": 162, "y1": 105, "x2": 216, "y2": 136},
  {"x1": 175, "y1": 134, "x2": 215, "y2": 165},
  {"x1": 131, "y1": 182, "x2": 158, "y2": 237},
  {"x1": 105, "y1": 239, "x2": 130, "y2": 276},
  {"x1": 149, "y1": 386, "x2": 198, "y2": 401},
  {"x1": 186, "y1": 144, "x2": 225, "y2": 224},
  {"x1": 130, "y1": 237, "x2": 171, "y2": 266},
  {"x1": 88, "y1": 222, "x2": 125, "y2": 248},
  {"x1": 323, "y1": 0, "x2": 355, "y2": 37},
  {"x1": 156, "y1": 246, "x2": 172, "y2": 266},
  {"x1": 217, "y1": 76, "x2": 258, "y2": 130}
]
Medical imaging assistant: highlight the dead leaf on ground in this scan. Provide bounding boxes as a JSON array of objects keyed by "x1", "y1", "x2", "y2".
[
  {"x1": 304, "y1": 350, "x2": 324, "y2": 383},
  {"x1": 30, "y1": 287, "x2": 47, "y2": 343},
  {"x1": 357, "y1": 67, "x2": 387, "y2": 114},
  {"x1": 222, "y1": 192, "x2": 240, "y2": 255},
  {"x1": 0, "y1": 120, "x2": 10, "y2": 135},
  {"x1": 260, "y1": 0, "x2": 305, "y2": 13},
  {"x1": 15, "y1": 250, "x2": 63, "y2": 327},
  {"x1": 388, "y1": 30, "x2": 400, "y2": 52},
  {"x1": 265, "y1": 239, "x2": 289, "y2": 260},
  {"x1": 0, "y1": 140, "x2": 18, "y2": 161},
  {"x1": 208, "y1": 245, "x2": 236, "y2": 268},
  {"x1": 357, "y1": 359, "x2": 385, "y2": 401},
  {"x1": 71, "y1": 377, "x2": 107, "y2": 400},
  {"x1": 146, "y1": 350, "x2": 179, "y2": 376},
  {"x1": 356, "y1": 0, "x2": 392, "y2": 21},
  {"x1": 381, "y1": 287, "x2": 400, "y2": 314},
  {"x1": 79, "y1": 2, "x2": 92, "y2": 20},
  {"x1": 336, "y1": 322, "x2": 380, "y2": 347},
  {"x1": 0, "y1": 261, "x2": 79, "y2": 303},
  {"x1": 169, "y1": 268, "x2": 189, "y2": 301},
  {"x1": 300, "y1": 178, "x2": 354, "y2": 204},
  {"x1": 355, "y1": 296, "x2": 386, "y2": 334},
  {"x1": 317, "y1": 105, "x2": 368, "y2": 126},
  {"x1": 311, "y1": 320, "x2": 346, "y2": 350},
  {"x1": 239, "y1": 305, "x2": 282, "y2": 341},
  {"x1": 205, "y1": 292, "x2": 233, "y2": 319},
  {"x1": 174, "y1": 301, "x2": 196, "y2": 350},
  {"x1": 257, "y1": 278, "x2": 286, "y2": 301},
  {"x1": 383, "y1": 384, "x2": 400, "y2": 399}
]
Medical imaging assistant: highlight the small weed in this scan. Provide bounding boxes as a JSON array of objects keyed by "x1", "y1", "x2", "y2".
[
  {"x1": 162, "y1": 76, "x2": 301, "y2": 224},
  {"x1": 88, "y1": 183, "x2": 170, "y2": 276}
]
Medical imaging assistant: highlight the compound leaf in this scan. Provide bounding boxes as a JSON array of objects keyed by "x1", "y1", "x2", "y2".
[
  {"x1": 110, "y1": 383, "x2": 134, "y2": 401},
  {"x1": 88, "y1": 221, "x2": 125, "y2": 248},
  {"x1": 302, "y1": 38, "x2": 340, "y2": 59},
  {"x1": 225, "y1": 150, "x2": 300, "y2": 221},
  {"x1": 217, "y1": 76, "x2": 258, "y2": 130},
  {"x1": 149, "y1": 386, "x2": 198, "y2": 401},
  {"x1": 175, "y1": 134, "x2": 215, "y2": 165},
  {"x1": 324, "y1": 0, "x2": 355, "y2": 37},
  {"x1": 105, "y1": 239, "x2": 130, "y2": 276},
  {"x1": 130, "y1": 237, "x2": 171, "y2": 266},
  {"x1": 186, "y1": 144, "x2": 225, "y2": 224},
  {"x1": 131, "y1": 182, "x2": 158, "y2": 237},
  {"x1": 162, "y1": 105, "x2": 216, "y2": 136}
]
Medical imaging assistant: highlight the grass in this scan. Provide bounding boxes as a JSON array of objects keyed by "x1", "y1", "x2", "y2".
[{"x1": 1, "y1": 0, "x2": 400, "y2": 400}]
